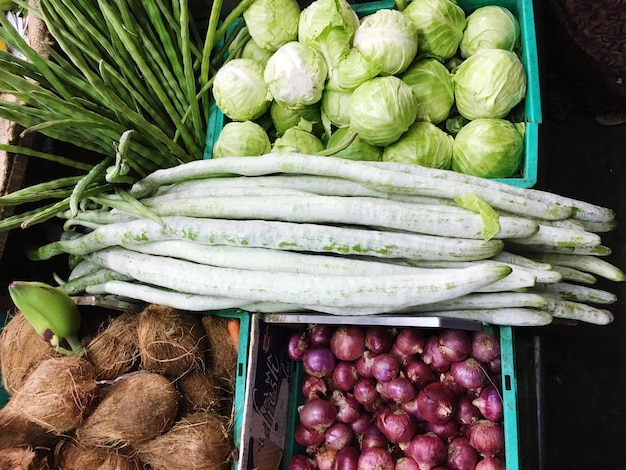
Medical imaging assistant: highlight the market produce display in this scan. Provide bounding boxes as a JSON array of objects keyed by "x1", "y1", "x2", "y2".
[{"x1": 286, "y1": 325, "x2": 507, "y2": 469}]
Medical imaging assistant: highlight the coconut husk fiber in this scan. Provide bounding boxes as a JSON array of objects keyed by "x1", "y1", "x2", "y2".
[
  {"x1": 176, "y1": 370, "x2": 228, "y2": 415},
  {"x1": 200, "y1": 315, "x2": 238, "y2": 391},
  {"x1": 54, "y1": 439, "x2": 142, "y2": 470},
  {"x1": 74, "y1": 371, "x2": 178, "y2": 450},
  {"x1": 0, "y1": 446, "x2": 52, "y2": 470},
  {"x1": 137, "y1": 305, "x2": 208, "y2": 379},
  {"x1": 0, "y1": 356, "x2": 98, "y2": 448},
  {"x1": 0, "y1": 312, "x2": 61, "y2": 395},
  {"x1": 85, "y1": 312, "x2": 139, "y2": 381},
  {"x1": 136, "y1": 411, "x2": 234, "y2": 470}
]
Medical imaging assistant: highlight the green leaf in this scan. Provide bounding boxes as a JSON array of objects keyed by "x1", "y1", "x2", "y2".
[{"x1": 455, "y1": 192, "x2": 501, "y2": 241}]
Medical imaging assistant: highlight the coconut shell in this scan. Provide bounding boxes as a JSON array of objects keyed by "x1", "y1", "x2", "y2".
[
  {"x1": 75, "y1": 371, "x2": 178, "y2": 449},
  {"x1": 137, "y1": 411, "x2": 234, "y2": 470},
  {"x1": 200, "y1": 315, "x2": 238, "y2": 390},
  {"x1": 0, "y1": 313, "x2": 60, "y2": 395},
  {"x1": 85, "y1": 312, "x2": 139, "y2": 380},
  {"x1": 0, "y1": 446, "x2": 52, "y2": 470},
  {"x1": 176, "y1": 370, "x2": 228, "y2": 415},
  {"x1": 137, "y1": 305, "x2": 208, "y2": 379},
  {"x1": 0, "y1": 355, "x2": 98, "y2": 448},
  {"x1": 54, "y1": 439, "x2": 142, "y2": 470}
]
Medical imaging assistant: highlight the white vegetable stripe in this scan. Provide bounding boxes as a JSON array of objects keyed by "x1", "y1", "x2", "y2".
[
  {"x1": 129, "y1": 153, "x2": 572, "y2": 220},
  {"x1": 523, "y1": 252, "x2": 625, "y2": 282},
  {"x1": 406, "y1": 308, "x2": 554, "y2": 326},
  {"x1": 533, "y1": 282, "x2": 617, "y2": 305},
  {"x1": 506, "y1": 224, "x2": 602, "y2": 248},
  {"x1": 403, "y1": 292, "x2": 550, "y2": 312},
  {"x1": 141, "y1": 194, "x2": 539, "y2": 240},
  {"x1": 541, "y1": 294, "x2": 614, "y2": 325},
  {"x1": 30, "y1": 215, "x2": 505, "y2": 261},
  {"x1": 84, "y1": 247, "x2": 513, "y2": 308}
]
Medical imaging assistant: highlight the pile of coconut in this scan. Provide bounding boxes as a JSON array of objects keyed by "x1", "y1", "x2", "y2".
[{"x1": 0, "y1": 304, "x2": 239, "y2": 469}]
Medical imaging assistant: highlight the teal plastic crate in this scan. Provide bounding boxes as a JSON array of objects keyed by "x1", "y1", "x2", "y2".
[
  {"x1": 203, "y1": 0, "x2": 540, "y2": 188},
  {"x1": 237, "y1": 314, "x2": 521, "y2": 470}
]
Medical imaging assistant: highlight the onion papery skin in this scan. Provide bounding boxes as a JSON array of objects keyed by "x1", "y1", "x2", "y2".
[
  {"x1": 299, "y1": 397, "x2": 338, "y2": 432},
  {"x1": 333, "y1": 390, "x2": 362, "y2": 424},
  {"x1": 365, "y1": 327, "x2": 394, "y2": 354},
  {"x1": 405, "y1": 357, "x2": 434, "y2": 389},
  {"x1": 405, "y1": 432, "x2": 448, "y2": 470},
  {"x1": 455, "y1": 394, "x2": 481, "y2": 426},
  {"x1": 315, "y1": 446, "x2": 338, "y2": 470},
  {"x1": 302, "y1": 375, "x2": 328, "y2": 399},
  {"x1": 395, "y1": 456, "x2": 421, "y2": 470},
  {"x1": 470, "y1": 331, "x2": 500, "y2": 364},
  {"x1": 333, "y1": 361, "x2": 360, "y2": 392},
  {"x1": 417, "y1": 382, "x2": 455, "y2": 425},
  {"x1": 395, "y1": 328, "x2": 426, "y2": 356},
  {"x1": 447, "y1": 437, "x2": 479, "y2": 470},
  {"x1": 468, "y1": 420, "x2": 505, "y2": 458},
  {"x1": 422, "y1": 336, "x2": 452, "y2": 373},
  {"x1": 302, "y1": 347, "x2": 337, "y2": 379},
  {"x1": 371, "y1": 353, "x2": 401, "y2": 382},
  {"x1": 377, "y1": 376, "x2": 416, "y2": 404},
  {"x1": 375, "y1": 407, "x2": 418, "y2": 444},
  {"x1": 475, "y1": 456, "x2": 506, "y2": 470},
  {"x1": 357, "y1": 446, "x2": 395, "y2": 469},
  {"x1": 331, "y1": 326, "x2": 366, "y2": 362},
  {"x1": 288, "y1": 331, "x2": 310, "y2": 361},
  {"x1": 438, "y1": 329, "x2": 471, "y2": 363},
  {"x1": 295, "y1": 424, "x2": 325, "y2": 447},
  {"x1": 325, "y1": 422, "x2": 355, "y2": 451},
  {"x1": 473, "y1": 386, "x2": 504, "y2": 422},
  {"x1": 310, "y1": 324, "x2": 334, "y2": 348},
  {"x1": 450, "y1": 358, "x2": 487, "y2": 390}
]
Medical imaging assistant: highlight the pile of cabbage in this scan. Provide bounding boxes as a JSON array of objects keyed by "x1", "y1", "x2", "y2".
[{"x1": 211, "y1": 0, "x2": 528, "y2": 179}]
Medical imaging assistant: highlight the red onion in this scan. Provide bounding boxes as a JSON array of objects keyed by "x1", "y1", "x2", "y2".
[
  {"x1": 333, "y1": 361, "x2": 360, "y2": 392},
  {"x1": 315, "y1": 446, "x2": 338, "y2": 470},
  {"x1": 417, "y1": 382, "x2": 455, "y2": 425},
  {"x1": 395, "y1": 328, "x2": 426, "y2": 356},
  {"x1": 302, "y1": 375, "x2": 328, "y2": 399},
  {"x1": 395, "y1": 456, "x2": 421, "y2": 470},
  {"x1": 336, "y1": 445, "x2": 360, "y2": 470},
  {"x1": 288, "y1": 331, "x2": 310, "y2": 361},
  {"x1": 371, "y1": 353, "x2": 400, "y2": 382},
  {"x1": 422, "y1": 336, "x2": 452, "y2": 373},
  {"x1": 355, "y1": 351, "x2": 377, "y2": 378},
  {"x1": 405, "y1": 432, "x2": 447, "y2": 470},
  {"x1": 473, "y1": 386, "x2": 503, "y2": 422},
  {"x1": 425, "y1": 419, "x2": 460, "y2": 441},
  {"x1": 404, "y1": 357, "x2": 434, "y2": 388},
  {"x1": 299, "y1": 397, "x2": 337, "y2": 432},
  {"x1": 450, "y1": 358, "x2": 487, "y2": 390},
  {"x1": 475, "y1": 456, "x2": 506, "y2": 470},
  {"x1": 487, "y1": 357, "x2": 501, "y2": 374},
  {"x1": 310, "y1": 324, "x2": 334, "y2": 347},
  {"x1": 439, "y1": 371, "x2": 466, "y2": 396},
  {"x1": 325, "y1": 422, "x2": 355, "y2": 451},
  {"x1": 375, "y1": 407, "x2": 418, "y2": 444},
  {"x1": 438, "y1": 329, "x2": 471, "y2": 362},
  {"x1": 365, "y1": 327, "x2": 394, "y2": 354},
  {"x1": 295, "y1": 424, "x2": 325, "y2": 447},
  {"x1": 377, "y1": 376, "x2": 416, "y2": 403},
  {"x1": 333, "y1": 390, "x2": 362, "y2": 424},
  {"x1": 447, "y1": 437, "x2": 479, "y2": 470},
  {"x1": 288, "y1": 454, "x2": 316, "y2": 470},
  {"x1": 353, "y1": 378, "x2": 381, "y2": 409},
  {"x1": 455, "y1": 394, "x2": 481, "y2": 425},
  {"x1": 357, "y1": 446, "x2": 394, "y2": 469},
  {"x1": 400, "y1": 397, "x2": 426, "y2": 422},
  {"x1": 467, "y1": 420, "x2": 505, "y2": 457},
  {"x1": 359, "y1": 423, "x2": 389, "y2": 450},
  {"x1": 302, "y1": 347, "x2": 337, "y2": 379},
  {"x1": 350, "y1": 411, "x2": 373, "y2": 435},
  {"x1": 470, "y1": 331, "x2": 500, "y2": 364},
  {"x1": 331, "y1": 326, "x2": 366, "y2": 362}
]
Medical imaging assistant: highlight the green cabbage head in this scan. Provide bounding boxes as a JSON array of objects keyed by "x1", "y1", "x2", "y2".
[
  {"x1": 401, "y1": 58, "x2": 454, "y2": 124},
  {"x1": 243, "y1": 0, "x2": 301, "y2": 52},
  {"x1": 264, "y1": 41, "x2": 328, "y2": 109},
  {"x1": 353, "y1": 9, "x2": 418, "y2": 75},
  {"x1": 460, "y1": 6, "x2": 520, "y2": 58},
  {"x1": 348, "y1": 75, "x2": 418, "y2": 146},
  {"x1": 326, "y1": 126, "x2": 382, "y2": 161},
  {"x1": 213, "y1": 121, "x2": 271, "y2": 158},
  {"x1": 452, "y1": 118, "x2": 524, "y2": 178},
  {"x1": 270, "y1": 101, "x2": 323, "y2": 137},
  {"x1": 403, "y1": 0, "x2": 466, "y2": 60},
  {"x1": 272, "y1": 126, "x2": 325, "y2": 154},
  {"x1": 453, "y1": 48, "x2": 527, "y2": 120},
  {"x1": 383, "y1": 121, "x2": 453, "y2": 169},
  {"x1": 213, "y1": 58, "x2": 272, "y2": 122}
]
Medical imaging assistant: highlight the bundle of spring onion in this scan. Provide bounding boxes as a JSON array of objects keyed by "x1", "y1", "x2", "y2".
[
  {"x1": 27, "y1": 153, "x2": 623, "y2": 326},
  {"x1": 0, "y1": 0, "x2": 253, "y2": 230}
]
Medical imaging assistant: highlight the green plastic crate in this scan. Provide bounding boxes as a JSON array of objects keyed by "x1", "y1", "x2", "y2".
[
  {"x1": 235, "y1": 314, "x2": 521, "y2": 470},
  {"x1": 203, "y1": 0, "x2": 541, "y2": 188}
]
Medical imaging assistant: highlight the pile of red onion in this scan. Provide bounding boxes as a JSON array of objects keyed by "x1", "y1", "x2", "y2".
[{"x1": 287, "y1": 325, "x2": 506, "y2": 470}]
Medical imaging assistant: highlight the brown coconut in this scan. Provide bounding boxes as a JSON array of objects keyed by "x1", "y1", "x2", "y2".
[
  {"x1": 0, "y1": 446, "x2": 52, "y2": 470},
  {"x1": 74, "y1": 371, "x2": 179, "y2": 449},
  {"x1": 176, "y1": 370, "x2": 228, "y2": 415},
  {"x1": 200, "y1": 315, "x2": 238, "y2": 390},
  {"x1": 137, "y1": 305, "x2": 208, "y2": 379},
  {"x1": 0, "y1": 356, "x2": 98, "y2": 448},
  {"x1": 85, "y1": 312, "x2": 139, "y2": 380},
  {"x1": 54, "y1": 439, "x2": 142, "y2": 470},
  {"x1": 137, "y1": 411, "x2": 234, "y2": 470},
  {"x1": 0, "y1": 313, "x2": 61, "y2": 395}
]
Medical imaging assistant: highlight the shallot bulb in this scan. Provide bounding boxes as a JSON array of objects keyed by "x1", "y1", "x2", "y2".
[
  {"x1": 405, "y1": 432, "x2": 447, "y2": 470},
  {"x1": 358, "y1": 447, "x2": 395, "y2": 470},
  {"x1": 325, "y1": 422, "x2": 355, "y2": 451},
  {"x1": 336, "y1": 445, "x2": 360, "y2": 470},
  {"x1": 371, "y1": 353, "x2": 400, "y2": 382},
  {"x1": 438, "y1": 329, "x2": 471, "y2": 362},
  {"x1": 417, "y1": 382, "x2": 455, "y2": 424},
  {"x1": 302, "y1": 347, "x2": 337, "y2": 379},
  {"x1": 333, "y1": 361, "x2": 360, "y2": 392},
  {"x1": 365, "y1": 327, "x2": 394, "y2": 354},
  {"x1": 395, "y1": 328, "x2": 426, "y2": 355},
  {"x1": 473, "y1": 385, "x2": 504, "y2": 422},
  {"x1": 447, "y1": 437, "x2": 479, "y2": 470},
  {"x1": 289, "y1": 454, "x2": 316, "y2": 470},
  {"x1": 475, "y1": 456, "x2": 506, "y2": 470},
  {"x1": 355, "y1": 351, "x2": 377, "y2": 378},
  {"x1": 299, "y1": 397, "x2": 337, "y2": 432},
  {"x1": 375, "y1": 407, "x2": 418, "y2": 444},
  {"x1": 470, "y1": 331, "x2": 500, "y2": 363},
  {"x1": 310, "y1": 324, "x2": 334, "y2": 347},
  {"x1": 467, "y1": 420, "x2": 505, "y2": 457},
  {"x1": 422, "y1": 336, "x2": 452, "y2": 372},
  {"x1": 450, "y1": 358, "x2": 487, "y2": 390},
  {"x1": 330, "y1": 326, "x2": 366, "y2": 362},
  {"x1": 288, "y1": 331, "x2": 310, "y2": 361}
]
